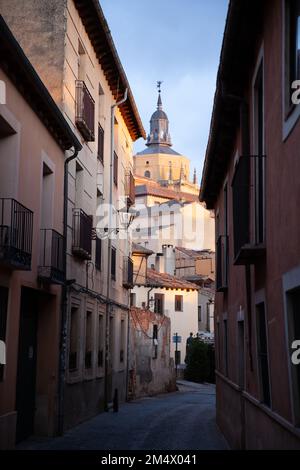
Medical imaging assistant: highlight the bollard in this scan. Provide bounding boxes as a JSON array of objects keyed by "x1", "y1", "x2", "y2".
[{"x1": 113, "y1": 388, "x2": 119, "y2": 412}]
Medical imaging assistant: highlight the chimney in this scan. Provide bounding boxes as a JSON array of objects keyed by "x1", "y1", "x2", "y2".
[
  {"x1": 193, "y1": 168, "x2": 197, "y2": 185},
  {"x1": 162, "y1": 245, "x2": 175, "y2": 275},
  {"x1": 155, "y1": 253, "x2": 164, "y2": 273}
]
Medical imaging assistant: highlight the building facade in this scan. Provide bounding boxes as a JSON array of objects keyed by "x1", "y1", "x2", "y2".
[
  {"x1": 132, "y1": 265, "x2": 199, "y2": 367},
  {"x1": 0, "y1": 0, "x2": 145, "y2": 434},
  {"x1": 0, "y1": 17, "x2": 81, "y2": 449},
  {"x1": 201, "y1": 0, "x2": 300, "y2": 449},
  {"x1": 175, "y1": 247, "x2": 215, "y2": 333}
]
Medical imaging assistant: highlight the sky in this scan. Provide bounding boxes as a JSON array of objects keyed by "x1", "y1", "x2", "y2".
[{"x1": 101, "y1": 0, "x2": 228, "y2": 180}]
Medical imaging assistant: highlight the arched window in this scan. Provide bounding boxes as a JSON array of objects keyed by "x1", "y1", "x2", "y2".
[{"x1": 144, "y1": 170, "x2": 151, "y2": 178}]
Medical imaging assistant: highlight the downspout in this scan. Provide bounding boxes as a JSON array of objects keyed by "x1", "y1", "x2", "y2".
[
  {"x1": 58, "y1": 146, "x2": 80, "y2": 435},
  {"x1": 240, "y1": 101, "x2": 254, "y2": 372},
  {"x1": 126, "y1": 287, "x2": 131, "y2": 401},
  {"x1": 104, "y1": 88, "x2": 128, "y2": 411}
]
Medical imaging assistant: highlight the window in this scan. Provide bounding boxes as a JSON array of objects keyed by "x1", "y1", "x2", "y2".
[
  {"x1": 223, "y1": 319, "x2": 228, "y2": 377},
  {"x1": 253, "y1": 63, "x2": 265, "y2": 244},
  {"x1": 175, "y1": 295, "x2": 183, "y2": 312},
  {"x1": 111, "y1": 247, "x2": 116, "y2": 280},
  {"x1": 285, "y1": 0, "x2": 300, "y2": 113},
  {"x1": 154, "y1": 293, "x2": 164, "y2": 314},
  {"x1": 0, "y1": 287, "x2": 8, "y2": 381},
  {"x1": 238, "y1": 320, "x2": 245, "y2": 389},
  {"x1": 97, "y1": 314, "x2": 104, "y2": 369},
  {"x1": 97, "y1": 124, "x2": 104, "y2": 163},
  {"x1": 286, "y1": 288, "x2": 300, "y2": 424},
  {"x1": 41, "y1": 162, "x2": 54, "y2": 229},
  {"x1": 153, "y1": 324, "x2": 158, "y2": 359},
  {"x1": 198, "y1": 305, "x2": 202, "y2": 323},
  {"x1": 95, "y1": 238, "x2": 102, "y2": 271},
  {"x1": 85, "y1": 311, "x2": 93, "y2": 369},
  {"x1": 256, "y1": 302, "x2": 271, "y2": 406},
  {"x1": 113, "y1": 152, "x2": 118, "y2": 186},
  {"x1": 69, "y1": 307, "x2": 79, "y2": 371},
  {"x1": 75, "y1": 161, "x2": 84, "y2": 208},
  {"x1": 144, "y1": 170, "x2": 151, "y2": 178},
  {"x1": 130, "y1": 293, "x2": 136, "y2": 307}
]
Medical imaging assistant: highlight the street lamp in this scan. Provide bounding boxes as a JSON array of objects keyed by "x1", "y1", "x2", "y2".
[{"x1": 118, "y1": 206, "x2": 137, "y2": 231}]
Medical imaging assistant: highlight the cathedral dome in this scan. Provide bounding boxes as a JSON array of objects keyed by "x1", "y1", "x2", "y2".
[
  {"x1": 150, "y1": 109, "x2": 168, "y2": 120},
  {"x1": 146, "y1": 90, "x2": 172, "y2": 147}
]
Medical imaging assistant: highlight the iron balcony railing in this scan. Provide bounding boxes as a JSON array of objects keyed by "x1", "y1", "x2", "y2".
[
  {"x1": 216, "y1": 235, "x2": 228, "y2": 292},
  {"x1": 0, "y1": 198, "x2": 33, "y2": 270},
  {"x1": 38, "y1": 229, "x2": 64, "y2": 284},
  {"x1": 123, "y1": 256, "x2": 134, "y2": 289},
  {"x1": 125, "y1": 171, "x2": 135, "y2": 208},
  {"x1": 72, "y1": 209, "x2": 93, "y2": 260},
  {"x1": 232, "y1": 156, "x2": 250, "y2": 260},
  {"x1": 75, "y1": 80, "x2": 95, "y2": 142}
]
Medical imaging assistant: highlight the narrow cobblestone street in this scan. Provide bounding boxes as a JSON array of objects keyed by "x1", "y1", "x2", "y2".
[{"x1": 18, "y1": 382, "x2": 228, "y2": 451}]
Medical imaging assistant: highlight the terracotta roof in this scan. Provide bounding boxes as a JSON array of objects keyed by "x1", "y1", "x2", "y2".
[
  {"x1": 134, "y1": 175, "x2": 159, "y2": 185},
  {"x1": 73, "y1": 0, "x2": 145, "y2": 141},
  {"x1": 132, "y1": 243, "x2": 153, "y2": 255},
  {"x1": 135, "y1": 183, "x2": 200, "y2": 203},
  {"x1": 175, "y1": 247, "x2": 214, "y2": 259},
  {"x1": 182, "y1": 274, "x2": 215, "y2": 285},
  {"x1": 145, "y1": 269, "x2": 199, "y2": 290}
]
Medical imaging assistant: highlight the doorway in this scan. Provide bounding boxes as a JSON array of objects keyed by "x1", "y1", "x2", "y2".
[{"x1": 16, "y1": 288, "x2": 38, "y2": 443}]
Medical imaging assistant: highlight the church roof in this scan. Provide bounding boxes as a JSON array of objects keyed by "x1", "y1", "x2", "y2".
[
  {"x1": 137, "y1": 145, "x2": 181, "y2": 156},
  {"x1": 135, "y1": 183, "x2": 200, "y2": 203}
]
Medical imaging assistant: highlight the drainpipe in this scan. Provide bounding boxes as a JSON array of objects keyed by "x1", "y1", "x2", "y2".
[
  {"x1": 104, "y1": 88, "x2": 128, "y2": 411},
  {"x1": 58, "y1": 146, "x2": 80, "y2": 436}
]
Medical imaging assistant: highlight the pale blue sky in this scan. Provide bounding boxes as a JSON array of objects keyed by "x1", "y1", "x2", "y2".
[{"x1": 101, "y1": 0, "x2": 228, "y2": 179}]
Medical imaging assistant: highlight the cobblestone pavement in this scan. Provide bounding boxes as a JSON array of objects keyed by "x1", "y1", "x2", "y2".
[{"x1": 18, "y1": 381, "x2": 228, "y2": 450}]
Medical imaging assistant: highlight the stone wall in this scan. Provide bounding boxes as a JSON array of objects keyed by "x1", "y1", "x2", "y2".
[{"x1": 128, "y1": 307, "x2": 176, "y2": 399}]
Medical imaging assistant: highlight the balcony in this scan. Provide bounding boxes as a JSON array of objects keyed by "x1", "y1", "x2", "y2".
[
  {"x1": 232, "y1": 155, "x2": 266, "y2": 265},
  {"x1": 0, "y1": 198, "x2": 33, "y2": 270},
  {"x1": 72, "y1": 209, "x2": 93, "y2": 260},
  {"x1": 123, "y1": 256, "x2": 134, "y2": 289},
  {"x1": 38, "y1": 229, "x2": 64, "y2": 284},
  {"x1": 216, "y1": 235, "x2": 228, "y2": 292},
  {"x1": 75, "y1": 80, "x2": 95, "y2": 142},
  {"x1": 125, "y1": 171, "x2": 135, "y2": 208}
]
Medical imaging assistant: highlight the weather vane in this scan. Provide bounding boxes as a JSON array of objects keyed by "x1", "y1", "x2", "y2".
[{"x1": 157, "y1": 80, "x2": 163, "y2": 93}]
